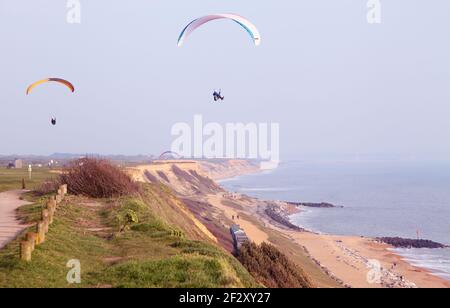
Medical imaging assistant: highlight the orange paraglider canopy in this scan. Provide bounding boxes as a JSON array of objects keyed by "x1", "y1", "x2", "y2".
[{"x1": 26, "y1": 78, "x2": 75, "y2": 95}]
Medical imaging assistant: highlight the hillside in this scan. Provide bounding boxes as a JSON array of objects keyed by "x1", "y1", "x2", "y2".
[
  {"x1": 0, "y1": 160, "x2": 260, "y2": 288},
  {"x1": 129, "y1": 160, "x2": 259, "y2": 196},
  {"x1": 132, "y1": 160, "x2": 340, "y2": 288},
  {"x1": 0, "y1": 185, "x2": 258, "y2": 288},
  {"x1": 0, "y1": 159, "x2": 327, "y2": 288}
]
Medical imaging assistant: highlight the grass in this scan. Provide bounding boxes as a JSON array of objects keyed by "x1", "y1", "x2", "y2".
[
  {"x1": 0, "y1": 201, "x2": 110, "y2": 288},
  {"x1": 98, "y1": 256, "x2": 242, "y2": 288},
  {"x1": 0, "y1": 187, "x2": 259, "y2": 288},
  {"x1": 0, "y1": 161, "x2": 333, "y2": 288},
  {"x1": 0, "y1": 168, "x2": 55, "y2": 193}
]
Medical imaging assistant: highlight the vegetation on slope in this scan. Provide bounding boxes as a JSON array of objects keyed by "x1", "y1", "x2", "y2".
[
  {"x1": 0, "y1": 194, "x2": 258, "y2": 288},
  {"x1": 59, "y1": 158, "x2": 140, "y2": 198},
  {"x1": 0, "y1": 159, "x2": 258, "y2": 288},
  {"x1": 0, "y1": 159, "x2": 329, "y2": 288},
  {"x1": 237, "y1": 242, "x2": 314, "y2": 288}
]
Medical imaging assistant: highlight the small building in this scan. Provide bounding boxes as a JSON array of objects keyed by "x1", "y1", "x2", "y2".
[
  {"x1": 14, "y1": 159, "x2": 23, "y2": 169},
  {"x1": 230, "y1": 225, "x2": 249, "y2": 254}
]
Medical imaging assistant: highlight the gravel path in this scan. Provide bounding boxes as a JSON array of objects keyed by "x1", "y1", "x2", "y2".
[{"x1": 0, "y1": 190, "x2": 31, "y2": 249}]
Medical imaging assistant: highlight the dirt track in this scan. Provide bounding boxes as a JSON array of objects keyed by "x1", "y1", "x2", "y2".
[{"x1": 0, "y1": 190, "x2": 31, "y2": 249}]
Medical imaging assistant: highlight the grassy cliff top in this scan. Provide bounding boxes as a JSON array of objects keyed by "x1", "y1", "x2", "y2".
[
  {"x1": 0, "y1": 168, "x2": 55, "y2": 193},
  {"x1": 0, "y1": 185, "x2": 258, "y2": 288}
]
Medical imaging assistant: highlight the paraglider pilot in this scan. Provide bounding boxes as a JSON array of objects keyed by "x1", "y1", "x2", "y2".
[{"x1": 213, "y1": 90, "x2": 224, "y2": 102}]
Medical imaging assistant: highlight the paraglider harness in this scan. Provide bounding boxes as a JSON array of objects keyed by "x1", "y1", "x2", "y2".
[{"x1": 213, "y1": 90, "x2": 224, "y2": 102}]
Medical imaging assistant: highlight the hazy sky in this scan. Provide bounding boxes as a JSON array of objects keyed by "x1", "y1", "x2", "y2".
[{"x1": 0, "y1": 1, "x2": 449, "y2": 160}]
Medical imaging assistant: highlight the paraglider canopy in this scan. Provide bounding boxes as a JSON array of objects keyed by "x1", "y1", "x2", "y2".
[
  {"x1": 159, "y1": 151, "x2": 183, "y2": 160},
  {"x1": 26, "y1": 78, "x2": 74, "y2": 126},
  {"x1": 26, "y1": 78, "x2": 75, "y2": 95},
  {"x1": 178, "y1": 14, "x2": 261, "y2": 47}
]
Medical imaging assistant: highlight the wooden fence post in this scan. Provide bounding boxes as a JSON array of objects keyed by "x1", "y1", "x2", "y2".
[
  {"x1": 49, "y1": 199, "x2": 57, "y2": 212},
  {"x1": 41, "y1": 209, "x2": 50, "y2": 233},
  {"x1": 47, "y1": 199, "x2": 56, "y2": 224},
  {"x1": 18, "y1": 186, "x2": 69, "y2": 261},
  {"x1": 36, "y1": 222, "x2": 46, "y2": 245},
  {"x1": 20, "y1": 241, "x2": 33, "y2": 262},
  {"x1": 48, "y1": 210, "x2": 54, "y2": 225},
  {"x1": 41, "y1": 209, "x2": 49, "y2": 221},
  {"x1": 26, "y1": 232, "x2": 38, "y2": 251},
  {"x1": 43, "y1": 217, "x2": 50, "y2": 234},
  {"x1": 47, "y1": 199, "x2": 55, "y2": 209}
]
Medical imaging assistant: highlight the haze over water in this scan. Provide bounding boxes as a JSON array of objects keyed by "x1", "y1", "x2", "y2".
[{"x1": 221, "y1": 160, "x2": 450, "y2": 280}]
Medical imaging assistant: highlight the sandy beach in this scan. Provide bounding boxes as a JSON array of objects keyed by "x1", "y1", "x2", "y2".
[
  {"x1": 133, "y1": 160, "x2": 450, "y2": 288},
  {"x1": 210, "y1": 192, "x2": 450, "y2": 288}
]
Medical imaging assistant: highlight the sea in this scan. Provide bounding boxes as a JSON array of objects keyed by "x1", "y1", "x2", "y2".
[{"x1": 220, "y1": 160, "x2": 450, "y2": 281}]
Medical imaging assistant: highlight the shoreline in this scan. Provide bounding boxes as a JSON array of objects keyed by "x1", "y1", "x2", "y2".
[
  {"x1": 133, "y1": 160, "x2": 450, "y2": 288},
  {"x1": 286, "y1": 203, "x2": 450, "y2": 282},
  {"x1": 213, "y1": 164, "x2": 450, "y2": 288}
]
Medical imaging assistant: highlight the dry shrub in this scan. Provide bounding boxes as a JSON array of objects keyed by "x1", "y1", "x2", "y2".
[
  {"x1": 237, "y1": 242, "x2": 313, "y2": 288},
  {"x1": 59, "y1": 158, "x2": 139, "y2": 198}
]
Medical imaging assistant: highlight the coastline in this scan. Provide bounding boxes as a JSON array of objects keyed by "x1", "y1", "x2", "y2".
[
  {"x1": 212, "y1": 162, "x2": 450, "y2": 288},
  {"x1": 133, "y1": 160, "x2": 450, "y2": 288},
  {"x1": 285, "y1": 198, "x2": 450, "y2": 284}
]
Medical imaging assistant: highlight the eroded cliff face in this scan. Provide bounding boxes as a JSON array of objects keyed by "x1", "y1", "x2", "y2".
[
  {"x1": 129, "y1": 160, "x2": 260, "y2": 196},
  {"x1": 127, "y1": 160, "x2": 342, "y2": 288},
  {"x1": 126, "y1": 160, "x2": 260, "y2": 249},
  {"x1": 197, "y1": 160, "x2": 260, "y2": 181}
]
